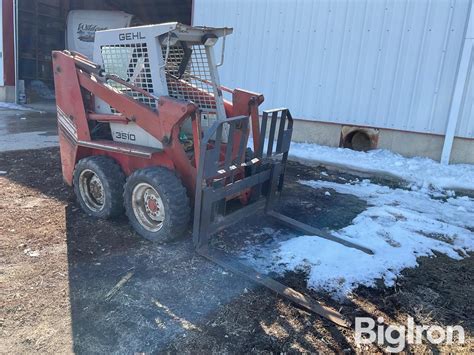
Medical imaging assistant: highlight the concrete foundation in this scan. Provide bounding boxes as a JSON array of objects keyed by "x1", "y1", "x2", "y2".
[
  {"x1": 291, "y1": 119, "x2": 474, "y2": 165},
  {"x1": 0, "y1": 105, "x2": 58, "y2": 152},
  {"x1": 0, "y1": 86, "x2": 15, "y2": 102}
]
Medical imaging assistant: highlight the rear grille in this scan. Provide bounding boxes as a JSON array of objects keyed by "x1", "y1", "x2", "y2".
[{"x1": 162, "y1": 44, "x2": 217, "y2": 112}]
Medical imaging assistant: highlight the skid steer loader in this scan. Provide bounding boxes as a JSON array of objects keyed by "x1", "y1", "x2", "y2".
[{"x1": 53, "y1": 22, "x2": 372, "y2": 327}]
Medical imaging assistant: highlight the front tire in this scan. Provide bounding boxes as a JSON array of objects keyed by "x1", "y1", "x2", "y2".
[
  {"x1": 73, "y1": 156, "x2": 125, "y2": 219},
  {"x1": 124, "y1": 167, "x2": 191, "y2": 242}
]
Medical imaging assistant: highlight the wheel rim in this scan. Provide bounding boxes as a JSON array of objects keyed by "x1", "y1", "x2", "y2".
[
  {"x1": 132, "y1": 182, "x2": 165, "y2": 232},
  {"x1": 78, "y1": 169, "x2": 105, "y2": 212}
]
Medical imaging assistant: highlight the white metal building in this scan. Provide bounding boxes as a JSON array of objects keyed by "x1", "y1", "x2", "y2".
[{"x1": 193, "y1": 0, "x2": 474, "y2": 164}]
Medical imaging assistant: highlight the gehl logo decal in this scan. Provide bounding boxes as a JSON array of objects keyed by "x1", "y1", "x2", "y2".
[{"x1": 119, "y1": 31, "x2": 145, "y2": 41}]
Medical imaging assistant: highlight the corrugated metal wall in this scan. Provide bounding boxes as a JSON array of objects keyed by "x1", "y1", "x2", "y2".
[{"x1": 193, "y1": 0, "x2": 473, "y2": 139}]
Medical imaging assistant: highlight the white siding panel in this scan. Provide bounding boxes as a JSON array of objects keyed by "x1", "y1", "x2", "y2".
[{"x1": 193, "y1": 0, "x2": 472, "y2": 138}]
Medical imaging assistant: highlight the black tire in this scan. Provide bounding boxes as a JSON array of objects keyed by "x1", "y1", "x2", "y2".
[
  {"x1": 124, "y1": 167, "x2": 191, "y2": 242},
  {"x1": 73, "y1": 156, "x2": 125, "y2": 219}
]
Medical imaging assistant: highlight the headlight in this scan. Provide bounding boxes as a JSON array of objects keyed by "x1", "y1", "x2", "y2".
[{"x1": 201, "y1": 34, "x2": 218, "y2": 46}]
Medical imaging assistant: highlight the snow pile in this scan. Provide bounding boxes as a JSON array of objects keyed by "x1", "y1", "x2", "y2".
[
  {"x1": 245, "y1": 179, "x2": 474, "y2": 298},
  {"x1": 289, "y1": 142, "x2": 474, "y2": 192},
  {"x1": 0, "y1": 102, "x2": 35, "y2": 111}
]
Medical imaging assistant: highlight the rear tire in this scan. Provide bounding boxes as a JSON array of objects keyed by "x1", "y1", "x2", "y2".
[
  {"x1": 124, "y1": 167, "x2": 191, "y2": 242},
  {"x1": 73, "y1": 156, "x2": 125, "y2": 219}
]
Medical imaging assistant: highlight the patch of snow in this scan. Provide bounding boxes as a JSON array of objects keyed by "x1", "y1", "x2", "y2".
[
  {"x1": 24, "y1": 248, "x2": 40, "y2": 257},
  {"x1": 0, "y1": 102, "x2": 36, "y2": 111},
  {"x1": 288, "y1": 142, "x2": 474, "y2": 192},
  {"x1": 324, "y1": 191, "x2": 331, "y2": 196},
  {"x1": 244, "y1": 179, "x2": 474, "y2": 299},
  {"x1": 0, "y1": 170, "x2": 6, "y2": 175}
]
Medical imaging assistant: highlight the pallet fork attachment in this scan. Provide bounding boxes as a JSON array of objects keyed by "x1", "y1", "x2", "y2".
[{"x1": 193, "y1": 109, "x2": 374, "y2": 328}]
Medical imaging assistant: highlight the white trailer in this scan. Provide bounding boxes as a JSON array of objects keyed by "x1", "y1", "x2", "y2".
[{"x1": 66, "y1": 10, "x2": 134, "y2": 60}]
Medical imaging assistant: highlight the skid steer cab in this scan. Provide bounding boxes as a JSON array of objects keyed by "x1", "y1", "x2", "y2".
[{"x1": 53, "y1": 22, "x2": 372, "y2": 327}]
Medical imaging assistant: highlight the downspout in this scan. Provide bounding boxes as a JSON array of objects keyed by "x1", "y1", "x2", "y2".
[{"x1": 441, "y1": 1, "x2": 473, "y2": 164}]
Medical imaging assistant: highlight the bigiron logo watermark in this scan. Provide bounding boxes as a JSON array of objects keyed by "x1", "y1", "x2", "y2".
[{"x1": 355, "y1": 316, "x2": 465, "y2": 352}]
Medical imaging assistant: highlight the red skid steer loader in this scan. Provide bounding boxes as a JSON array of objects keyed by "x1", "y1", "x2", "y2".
[{"x1": 53, "y1": 23, "x2": 372, "y2": 327}]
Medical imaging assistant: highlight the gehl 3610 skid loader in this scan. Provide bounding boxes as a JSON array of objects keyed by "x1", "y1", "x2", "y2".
[{"x1": 53, "y1": 22, "x2": 373, "y2": 327}]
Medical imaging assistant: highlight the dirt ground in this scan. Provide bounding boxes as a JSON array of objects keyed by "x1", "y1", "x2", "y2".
[{"x1": 0, "y1": 147, "x2": 472, "y2": 353}]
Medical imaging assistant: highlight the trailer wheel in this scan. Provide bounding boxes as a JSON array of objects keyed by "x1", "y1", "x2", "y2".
[
  {"x1": 124, "y1": 167, "x2": 191, "y2": 242},
  {"x1": 73, "y1": 156, "x2": 125, "y2": 219}
]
